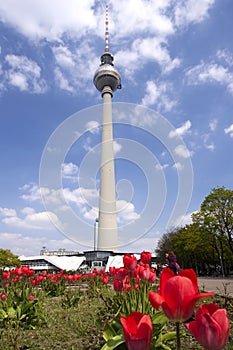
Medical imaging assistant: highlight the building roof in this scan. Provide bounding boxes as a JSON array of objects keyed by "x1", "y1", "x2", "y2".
[
  {"x1": 19, "y1": 255, "x2": 86, "y2": 271},
  {"x1": 105, "y1": 254, "x2": 140, "y2": 272}
]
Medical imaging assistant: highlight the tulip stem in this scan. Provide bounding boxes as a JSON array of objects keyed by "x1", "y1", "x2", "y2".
[{"x1": 176, "y1": 322, "x2": 181, "y2": 350}]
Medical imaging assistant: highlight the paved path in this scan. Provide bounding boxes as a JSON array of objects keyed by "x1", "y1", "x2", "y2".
[{"x1": 198, "y1": 277, "x2": 233, "y2": 296}]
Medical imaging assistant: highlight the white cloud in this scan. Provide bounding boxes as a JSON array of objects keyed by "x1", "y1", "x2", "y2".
[
  {"x1": 205, "y1": 143, "x2": 215, "y2": 151},
  {"x1": 117, "y1": 37, "x2": 180, "y2": 78},
  {"x1": 21, "y1": 207, "x2": 35, "y2": 215},
  {"x1": 209, "y1": 118, "x2": 218, "y2": 131},
  {"x1": 86, "y1": 120, "x2": 99, "y2": 134},
  {"x1": 0, "y1": 0, "x2": 214, "y2": 43},
  {"x1": 141, "y1": 80, "x2": 177, "y2": 111},
  {"x1": 174, "y1": 0, "x2": 215, "y2": 26},
  {"x1": 52, "y1": 45, "x2": 76, "y2": 69},
  {"x1": 0, "y1": 232, "x2": 82, "y2": 256},
  {"x1": 174, "y1": 144, "x2": 191, "y2": 158},
  {"x1": 172, "y1": 162, "x2": 184, "y2": 170},
  {"x1": 113, "y1": 141, "x2": 122, "y2": 154},
  {"x1": 54, "y1": 67, "x2": 74, "y2": 93},
  {"x1": 0, "y1": 207, "x2": 16, "y2": 217},
  {"x1": 185, "y1": 61, "x2": 233, "y2": 95},
  {"x1": 217, "y1": 49, "x2": 233, "y2": 67},
  {"x1": 0, "y1": 1, "x2": 216, "y2": 94},
  {"x1": 141, "y1": 80, "x2": 160, "y2": 106},
  {"x1": 169, "y1": 120, "x2": 191, "y2": 138},
  {"x1": 117, "y1": 200, "x2": 140, "y2": 223},
  {"x1": 111, "y1": 0, "x2": 174, "y2": 39},
  {"x1": 0, "y1": 0, "x2": 97, "y2": 41},
  {"x1": 63, "y1": 187, "x2": 99, "y2": 207},
  {"x1": 62, "y1": 162, "x2": 79, "y2": 182},
  {"x1": 20, "y1": 183, "x2": 42, "y2": 202},
  {"x1": 122, "y1": 231, "x2": 160, "y2": 253},
  {"x1": 1, "y1": 208, "x2": 60, "y2": 230},
  {"x1": 155, "y1": 163, "x2": 169, "y2": 171},
  {"x1": 52, "y1": 41, "x2": 98, "y2": 92},
  {"x1": 5, "y1": 55, "x2": 47, "y2": 93},
  {"x1": 224, "y1": 124, "x2": 233, "y2": 137},
  {"x1": 171, "y1": 212, "x2": 195, "y2": 227},
  {"x1": 18, "y1": 181, "x2": 140, "y2": 230},
  {"x1": 82, "y1": 136, "x2": 94, "y2": 152}
]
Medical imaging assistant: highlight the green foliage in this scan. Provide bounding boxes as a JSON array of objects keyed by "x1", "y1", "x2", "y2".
[
  {"x1": 101, "y1": 310, "x2": 176, "y2": 350},
  {"x1": 61, "y1": 288, "x2": 81, "y2": 308},
  {"x1": 42, "y1": 277, "x2": 66, "y2": 297},
  {"x1": 0, "y1": 283, "x2": 231, "y2": 349},
  {"x1": 0, "y1": 249, "x2": 20, "y2": 269},
  {"x1": 0, "y1": 283, "x2": 46, "y2": 330},
  {"x1": 156, "y1": 186, "x2": 233, "y2": 275}
]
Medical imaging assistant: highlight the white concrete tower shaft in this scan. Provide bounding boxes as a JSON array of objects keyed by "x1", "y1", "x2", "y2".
[
  {"x1": 93, "y1": 5, "x2": 121, "y2": 251},
  {"x1": 98, "y1": 86, "x2": 117, "y2": 250}
]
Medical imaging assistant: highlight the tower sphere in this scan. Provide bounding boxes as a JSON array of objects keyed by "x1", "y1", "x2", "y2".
[{"x1": 93, "y1": 53, "x2": 121, "y2": 93}]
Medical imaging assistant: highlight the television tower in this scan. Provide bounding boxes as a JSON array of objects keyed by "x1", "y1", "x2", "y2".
[{"x1": 93, "y1": 5, "x2": 121, "y2": 251}]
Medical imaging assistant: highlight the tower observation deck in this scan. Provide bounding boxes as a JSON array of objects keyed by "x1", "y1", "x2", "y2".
[{"x1": 93, "y1": 5, "x2": 121, "y2": 251}]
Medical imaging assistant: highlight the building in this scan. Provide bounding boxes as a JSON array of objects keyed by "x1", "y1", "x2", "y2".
[
  {"x1": 40, "y1": 246, "x2": 80, "y2": 256},
  {"x1": 19, "y1": 254, "x2": 86, "y2": 272}
]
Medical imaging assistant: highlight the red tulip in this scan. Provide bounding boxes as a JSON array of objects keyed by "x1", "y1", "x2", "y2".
[
  {"x1": 138, "y1": 265, "x2": 151, "y2": 281},
  {"x1": 73, "y1": 274, "x2": 82, "y2": 281},
  {"x1": 123, "y1": 254, "x2": 137, "y2": 271},
  {"x1": 120, "y1": 312, "x2": 152, "y2": 350},
  {"x1": 36, "y1": 275, "x2": 43, "y2": 283},
  {"x1": 115, "y1": 267, "x2": 127, "y2": 280},
  {"x1": 140, "y1": 252, "x2": 152, "y2": 264},
  {"x1": 148, "y1": 268, "x2": 214, "y2": 322},
  {"x1": 29, "y1": 295, "x2": 35, "y2": 301},
  {"x1": 0, "y1": 293, "x2": 7, "y2": 301},
  {"x1": 113, "y1": 279, "x2": 123, "y2": 292},
  {"x1": 109, "y1": 266, "x2": 116, "y2": 276},
  {"x1": 185, "y1": 303, "x2": 230, "y2": 350},
  {"x1": 102, "y1": 276, "x2": 109, "y2": 285},
  {"x1": 148, "y1": 270, "x2": 156, "y2": 283},
  {"x1": 123, "y1": 282, "x2": 131, "y2": 292},
  {"x1": 2, "y1": 271, "x2": 10, "y2": 280}
]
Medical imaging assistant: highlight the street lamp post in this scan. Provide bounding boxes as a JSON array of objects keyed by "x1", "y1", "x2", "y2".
[{"x1": 94, "y1": 218, "x2": 99, "y2": 251}]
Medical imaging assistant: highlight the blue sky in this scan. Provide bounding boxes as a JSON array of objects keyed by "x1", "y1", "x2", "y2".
[{"x1": 0, "y1": 0, "x2": 233, "y2": 256}]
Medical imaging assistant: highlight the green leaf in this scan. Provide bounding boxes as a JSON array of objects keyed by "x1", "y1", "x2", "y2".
[
  {"x1": 160, "y1": 331, "x2": 177, "y2": 342},
  {"x1": 101, "y1": 334, "x2": 125, "y2": 350},
  {"x1": 103, "y1": 323, "x2": 118, "y2": 341},
  {"x1": 0, "y1": 309, "x2": 8, "y2": 319},
  {"x1": 7, "y1": 307, "x2": 16, "y2": 319},
  {"x1": 151, "y1": 310, "x2": 168, "y2": 324}
]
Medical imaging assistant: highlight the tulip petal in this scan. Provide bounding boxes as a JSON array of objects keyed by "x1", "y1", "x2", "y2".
[
  {"x1": 185, "y1": 320, "x2": 198, "y2": 339},
  {"x1": 163, "y1": 276, "x2": 196, "y2": 321},
  {"x1": 199, "y1": 312, "x2": 222, "y2": 349},
  {"x1": 148, "y1": 291, "x2": 164, "y2": 310},
  {"x1": 212, "y1": 309, "x2": 230, "y2": 348},
  {"x1": 159, "y1": 268, "x2": 174, "y2": 296},
  {"x1": 179, "y1": 269, "x2": 198, "y2": 293}
]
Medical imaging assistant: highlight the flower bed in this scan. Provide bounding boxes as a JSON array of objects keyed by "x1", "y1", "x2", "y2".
[{"x1": 0, "y1": 253, "x2": 232, "y2": 349}]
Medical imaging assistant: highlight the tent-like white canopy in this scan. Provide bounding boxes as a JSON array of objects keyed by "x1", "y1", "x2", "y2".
[
  {"x1": 105, "y1": 254, "x2": 140, "y2": 272},
  {"x1": 19, "y1": 255, "x2": 86, "y2": 271}
]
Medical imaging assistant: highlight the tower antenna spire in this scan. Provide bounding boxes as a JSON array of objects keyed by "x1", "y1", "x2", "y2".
[{"x1": 105, "y1": 5, "x2": 109, "y2": 53}]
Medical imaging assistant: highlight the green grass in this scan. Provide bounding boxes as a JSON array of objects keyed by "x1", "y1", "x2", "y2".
[{"x1": 0, "y1": 285, "x2": 232, "y2": 350}]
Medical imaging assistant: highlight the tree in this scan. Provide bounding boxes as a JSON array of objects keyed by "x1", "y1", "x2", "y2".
[
  {"x1": 155, "y1": 228, "x2": 178, "y2": 264},
  {"x1": 193, "y1": 186, "x2": 233, "y2": 276},
  {"x1": 0, "y1": 249, "x2": 20, "y2": 269},
  {"x1": 172, "y1": 223, "x2": 217, "y2": 275}
]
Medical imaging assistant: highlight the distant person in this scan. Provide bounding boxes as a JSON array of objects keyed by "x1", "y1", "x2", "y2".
[{"x1": 165, "y1": 251, "x2": 178, "y2": 275}]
